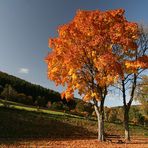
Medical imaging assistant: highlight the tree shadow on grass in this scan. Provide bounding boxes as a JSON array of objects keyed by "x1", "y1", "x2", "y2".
[
  {"x1": 0, "y1": 106, "x2": 96, "y2": 145},
  {"x1": 106, "y1": 135, "x2": 148, "y2": 145},
  {"x1": 127, "y1": 137, "x2": 148, "y2": 144}
]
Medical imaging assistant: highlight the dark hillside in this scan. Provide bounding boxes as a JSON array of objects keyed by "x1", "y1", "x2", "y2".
[{"x1": 0, "y1": 71, "x2": 77, "y2": 109}]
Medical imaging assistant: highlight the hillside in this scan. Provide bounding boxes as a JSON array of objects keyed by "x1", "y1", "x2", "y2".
[
  {"x1": 0, "y1": 71, "x2": 61, "y2": 101},
  {"x1": 0, "y1": 102, "x2": 147, "y2": 147},
  {"x1": 0, "y1": 71, "x2": 77, "y2": 109}
]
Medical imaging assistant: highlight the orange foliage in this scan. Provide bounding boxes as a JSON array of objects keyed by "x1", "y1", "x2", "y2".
[
  {"x1": 125, "y1": 55, "x2": 148, "y2": 69},
  {"x1": 45, "y1": 9, "x2": 140, "y2": 101}
]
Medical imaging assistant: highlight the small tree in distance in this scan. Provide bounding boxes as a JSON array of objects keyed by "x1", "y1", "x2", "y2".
[
  {"x1": 45, "y1": 9, "x2": 139, "y2": 141},
  {"x1": 1, "y1": 84, "x2": 17, "y2": 107}
]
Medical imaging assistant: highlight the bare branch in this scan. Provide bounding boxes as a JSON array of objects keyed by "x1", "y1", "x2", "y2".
[{"x1": 111, "y1": 84, "x2": 123, "y2": 92}]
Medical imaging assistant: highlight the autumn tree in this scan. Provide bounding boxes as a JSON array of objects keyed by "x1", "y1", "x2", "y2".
[
  {"x1": 112, "y1": 26, "x2": 148, "y2": 141},
  {"x1": 45, "y1": 9, "x2": 139, "y2": 141}
]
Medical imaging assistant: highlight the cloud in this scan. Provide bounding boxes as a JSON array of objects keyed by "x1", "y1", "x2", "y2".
[{"x1": 18, "y1": 68, "x2": 29, "y2": 74}]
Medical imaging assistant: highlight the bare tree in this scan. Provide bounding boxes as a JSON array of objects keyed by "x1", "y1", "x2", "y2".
[{"x1": 112, "y1": 25, "x2": 148, "y2": 142}]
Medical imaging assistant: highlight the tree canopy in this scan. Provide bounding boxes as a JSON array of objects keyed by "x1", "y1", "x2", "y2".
[{"x1": 45, "y1": 9, "x2": 139, "y2": 102}]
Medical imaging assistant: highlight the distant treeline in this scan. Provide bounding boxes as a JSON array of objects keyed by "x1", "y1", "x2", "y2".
[{"x1": 0, "y1": 71, "x2": 76, "y2": 109}]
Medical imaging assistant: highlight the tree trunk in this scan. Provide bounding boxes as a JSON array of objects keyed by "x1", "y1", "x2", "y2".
[
  {"x1": 4, "y1": 95, "x2": 8, "y2": 107},
  {"x1": 98, "y1": 112, "x2": 104, "y2": 141},
  {"x1": 124, "y1": 108, "x2": 130, "y2": 142},
  {"x1": 94, "y1": 105, "x2": 105, "y2": 141},
  {"x1": 122, "y1": 80, "x2": 130, "y2": 142}
]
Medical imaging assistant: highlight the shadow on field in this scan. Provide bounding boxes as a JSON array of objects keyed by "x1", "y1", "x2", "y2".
[
  {"x1": 0, "y1": 106, "x2": 96, "y2": 145},
  {"x1": 106, "y1": 135, "x2": 148, "y2": 145},
  {"x1": 128, "y1": 138, "x2": 148, "y2": 144}
]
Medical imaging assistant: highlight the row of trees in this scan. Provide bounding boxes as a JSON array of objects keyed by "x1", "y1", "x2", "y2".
[
  {"x1": 0, "y1": 71, "x2": 61, "y2": 103},
  {"x1": 0, "y1": 84, "x2": 77, "y2": 110},
  {"x1": 0, "y1": 84, "x2": 41, "y2": 106},
  {"x1": 45, "y1": 9, "x2": 148, "y2": 142},
  {"x1": 74, "y1": 100, "x2": 147, "y2": 125},
  {"x1": 104, "y1": 106, "x2": 146, "y2": 125},
  {"x1": 0, "y1": 71, "x2": 78, "y2": 109}
]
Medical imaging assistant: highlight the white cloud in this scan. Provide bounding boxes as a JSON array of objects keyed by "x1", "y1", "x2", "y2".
[{"x1": 18, "y1": 68, "x2": 29, "y2": 74}]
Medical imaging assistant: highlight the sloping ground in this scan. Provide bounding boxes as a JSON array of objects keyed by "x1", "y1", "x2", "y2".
[
  {"x1": 0, "y1": 138, "x2": 148, "y2": 148},
  {"x1": 0, "y1": 106, "x2": 96, "y2": 143},
  {"x1": 0, "y1": 104, "x2": 148, "y2": 147}
]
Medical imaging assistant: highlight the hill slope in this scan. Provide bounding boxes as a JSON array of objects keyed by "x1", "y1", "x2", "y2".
[
  {"x1": 0, "y1": 103, "x2": 147, "y2": 146},
  {"x1": 0, "y1": 71, "x2": 77, "y2": 109},
  {"x1": 0, "y1": 71, "x2": 61, "y2": 102}
]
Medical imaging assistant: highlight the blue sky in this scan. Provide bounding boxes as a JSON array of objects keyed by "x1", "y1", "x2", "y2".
[{"x1": 0, "y1": 0, "x2": 148, "y2": 106}]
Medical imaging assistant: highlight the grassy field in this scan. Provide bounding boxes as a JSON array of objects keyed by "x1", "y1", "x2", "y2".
[{"x1": 0, "y1": 100, "x2": 148, "y2": 147}]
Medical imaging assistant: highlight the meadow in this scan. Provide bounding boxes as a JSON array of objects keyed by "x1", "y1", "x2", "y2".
[{"x1": 0, "y1": 100, "x2": 148, "y2": 147}]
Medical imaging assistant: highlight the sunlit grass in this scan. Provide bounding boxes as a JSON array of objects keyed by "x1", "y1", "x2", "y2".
[{"x1": 0, "y1": 99, "x2": 82, "y2": 118}]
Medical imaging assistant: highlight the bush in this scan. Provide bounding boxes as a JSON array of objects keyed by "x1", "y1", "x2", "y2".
[
  {"x1": 129, "y1": 107, "x2": 145, "y2": 125},
  {"x1": 62, "y1": 104, "x2": 69, "y2": 111},
  {"x1": 26, "y1": 96, "x2": 33, "y2": 105},
  {"x1": 35, "y1": 96, "x2": 47, "y2": 107},
  {"x1": 75, "y1": 101, "x2": 85, "y2": 113},
  {"x1": 84, "y1": 103, "x2": 93, "y2": 116},
  {"x1": 51, "y1": 101, "x2": 63, "y2": 110}
]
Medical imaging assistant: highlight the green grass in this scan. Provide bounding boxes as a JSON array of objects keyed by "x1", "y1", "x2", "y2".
[
  {"x1": 0, "y1": 100, "x2": 147, "y2": 145},
  {"x1": 0, "y1": 99, "x2": 82, "y2": 118}
]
